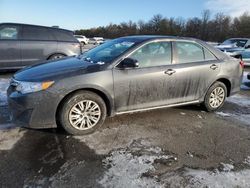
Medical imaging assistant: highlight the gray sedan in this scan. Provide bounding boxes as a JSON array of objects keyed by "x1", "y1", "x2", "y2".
[{"x1": 7, "y1": 36, "x2": 243, "y2": 135}]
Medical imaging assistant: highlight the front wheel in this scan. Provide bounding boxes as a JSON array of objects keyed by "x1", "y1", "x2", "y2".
[
  {"x1": 59, "y1": 91, "x2": 107, "y2": 135},
  {"x1": 203, "y1": 82, "x2": 227, "y2": 112}
]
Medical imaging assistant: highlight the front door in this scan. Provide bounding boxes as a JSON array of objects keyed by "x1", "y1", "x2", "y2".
[{"x1": 113, "y1": 40, "x2": 175, "y2": 112}]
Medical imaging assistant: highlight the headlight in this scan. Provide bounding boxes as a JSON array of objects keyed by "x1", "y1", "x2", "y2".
[{"x1": 15, "y1": 81, "x2": 54, "y2": 94}]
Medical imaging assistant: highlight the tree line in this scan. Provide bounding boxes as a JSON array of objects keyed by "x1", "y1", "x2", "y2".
[{"x1": 75, "y1": 10, "x2": 250, "y2": 42}]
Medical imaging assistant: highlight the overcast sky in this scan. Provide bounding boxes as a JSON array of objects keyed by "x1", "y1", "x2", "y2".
[{"x1": 0, "y1": 0, "x2": 249, "y2": 30}]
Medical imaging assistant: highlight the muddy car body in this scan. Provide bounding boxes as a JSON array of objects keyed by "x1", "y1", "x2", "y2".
[{"x1": 7, "y1": 36, "x2": 243, "y2": 135}]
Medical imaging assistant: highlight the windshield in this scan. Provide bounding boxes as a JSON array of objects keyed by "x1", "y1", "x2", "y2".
[
  {"x1": 80, "y1": 38, "x2": 139, "y2": 64},
  {"x1": 222, "y1": 39, "x2": 247, "y2": 48}
]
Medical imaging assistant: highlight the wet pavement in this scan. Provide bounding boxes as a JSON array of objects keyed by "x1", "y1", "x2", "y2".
[{"x1": 0, "y1": 68, "x2": 250, "y2": 188}]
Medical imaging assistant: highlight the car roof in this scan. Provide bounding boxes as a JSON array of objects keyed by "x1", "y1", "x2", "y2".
[
  {"x1": 119, "y1": 35, "x2": 199, "y2": 42},
  {"x1": 118, "y1": 35, "x2": 229, "y2": 60},
  {"x1": 0, "y1": 22, "x2": 73, "y2": 33},
  {"x1": 225, "y1": 38, "x2": 250, "y2": 40}
]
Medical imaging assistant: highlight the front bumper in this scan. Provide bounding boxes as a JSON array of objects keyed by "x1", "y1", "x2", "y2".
[{"x1": 7, "y1": 86, "x2": 59, "y2": 129}]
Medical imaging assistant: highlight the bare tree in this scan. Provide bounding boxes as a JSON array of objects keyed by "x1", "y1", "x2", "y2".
[{"x1": 75, "y1": 11, "x2": 250, "y2": 42}]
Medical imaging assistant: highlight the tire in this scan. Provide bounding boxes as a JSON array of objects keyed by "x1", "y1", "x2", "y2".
[
  {"x1": 203, "y1": 81, "x2": 227, "y2": 112},
  {"x1": 49, "y1": 54, "x2": 66, "y2": 60},
  {"x1": 59, "y1": 91, "x2": 107, "y2": 135}
]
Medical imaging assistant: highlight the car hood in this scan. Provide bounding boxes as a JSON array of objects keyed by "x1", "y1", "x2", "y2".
[{"x1": 14, "y1": 57, "x2": 105, "y2": 82}]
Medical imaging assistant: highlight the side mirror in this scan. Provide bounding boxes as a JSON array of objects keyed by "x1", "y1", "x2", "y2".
[
  {"x1": 119, "y1": 58, "x2": 139, "y2": 69},
  {"x1": 233, "y1": 54, "x2": 242, "y2": 60},
  {"x1": 245, "y1": 45, "x2": 250, "y2": 49}
]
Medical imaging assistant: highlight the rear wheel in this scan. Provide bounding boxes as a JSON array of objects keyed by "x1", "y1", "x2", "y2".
[
  {"x1": 203, "y1": 82, "x2": 227, "y2": 112},
  {"x1": 49, "y1": 54, "x2": 66, "y2": 60},
  {"x1": 59, "y1": 91, "x2": 107, "y2": 135}
]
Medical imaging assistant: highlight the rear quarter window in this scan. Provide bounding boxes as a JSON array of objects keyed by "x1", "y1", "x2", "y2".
[
  {"x1": 204, "y1": 48, "x2": 217, "y2": 61},
  {"x1": 51, "y1": 29, "x2": 77, "y2": 42}
]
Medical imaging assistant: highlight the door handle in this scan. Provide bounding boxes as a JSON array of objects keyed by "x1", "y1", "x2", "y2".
[
  {"x1": 210, "y1": 64, "x2": 218, "y2": 70},
  {"x1": 165, "y1": 69, "x2": 176, "y2": 75}
]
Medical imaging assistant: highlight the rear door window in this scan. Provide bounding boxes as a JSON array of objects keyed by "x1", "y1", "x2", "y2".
[
  {"x1": 0, "y1": 25, "x2": 19, "y2": 40},
  {"x1": 51, "y1": 29, "x2": 77, "y2": 42},
  {"x1": 22, "y1": 26, "x2": 54, "y2": 41},
  {"x1": 175, "y1": 41, "x2": 204, "y2": 63}
]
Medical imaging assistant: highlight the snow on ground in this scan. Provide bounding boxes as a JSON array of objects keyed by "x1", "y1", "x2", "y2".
[
  {"x1": 217, "y1": 93, "x2": 250, "y2": 125},
  {"x1": 185, "y1": 168, "x2": 250, "y2": 188},
  {"x1": 77, "y1": 131, "x2": 250, "y2": 188},
  {"x1": 216, "y1": 112, "x2": 231, "y2": 117},
  {"x1": 0, "y1": 128, "x2": 26, "y2": 150},
  {"x1": 0, "y1": 78, "x2": 10, "y2": 106},
  {"x1": 99, "y1": 139, "x2": 177, "y2": 188},
  {"x1": 96, "y1": 139, "x2": 250, "y2": 188},
  {"x1": 216, "y1": 111, "x2": 250, "y2": 125},
  {"x1": 244, "y1": 157, "x2": 250, "y2": 166},
  {"x1": 227, "y1": 94, "x2": 250, "y2": 107}
]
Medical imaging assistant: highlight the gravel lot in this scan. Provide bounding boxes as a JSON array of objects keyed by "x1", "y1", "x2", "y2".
[{"x1": 0, "y1": 54, "x2": 250, "y2": 187}]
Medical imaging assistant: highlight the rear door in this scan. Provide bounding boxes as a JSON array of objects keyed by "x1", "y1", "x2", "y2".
[
  {"x1": 0, "y1": 24, "x2": 21, "y2": 69},
  {"x1": 51, "y1": 29, "x2": 81, "y2": 56},
  {"x1": 167, "y1": 40, "x2": 221, "y2": 103},
  {"x1": 20, "y1": 25, "x2": 57, "y2": 66}
]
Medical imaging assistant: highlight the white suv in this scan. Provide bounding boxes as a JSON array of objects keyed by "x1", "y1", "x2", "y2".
[{"x1": 74, "y1": 35, "x2": 89, "y2": 45}]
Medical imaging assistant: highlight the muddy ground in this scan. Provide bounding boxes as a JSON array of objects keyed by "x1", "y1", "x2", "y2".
[{"x1": 0, "y1": 67, "x2": 249, "y2": 188}]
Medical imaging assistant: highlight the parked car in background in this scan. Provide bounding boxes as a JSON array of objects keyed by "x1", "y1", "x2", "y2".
[
  {"x1": 89, "y1": 37, "x2": 104, "y2": 45},
  {"x1": 7, "y1": 36, "x2": 243, "y2": 135},
  {"x1": 241, "y1": 50, "x2": 250, "y2": 66},
  {"x1": 0, "y1": 23, "x2": 81, "y2": 70},
  {"x1": 74, "y1": 35, "x2": 89, "y2": 45},
  {"x1": 215, "y1": 38, "x2": 250, "y2": 58}
]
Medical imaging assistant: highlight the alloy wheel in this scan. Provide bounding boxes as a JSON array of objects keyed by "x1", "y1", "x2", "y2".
[
  {"x1": 69, "y1": 100, "x2": 101, "y2": 130},
  {"x1": 209, "y1": 87, "x2": 225, "y2": 108}
]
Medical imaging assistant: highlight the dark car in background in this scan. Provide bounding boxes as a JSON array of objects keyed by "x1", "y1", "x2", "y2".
[
  {"x1": 7, "y1": 36, "x2": 243, "y2": 135},
  {"x1": 0, "y1": 23, "x2": 81, "y2": 70}
]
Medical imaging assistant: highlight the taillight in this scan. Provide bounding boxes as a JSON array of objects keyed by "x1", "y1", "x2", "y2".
[{"x1": 240, "y1": 60, "x2": 244, "y2": 68}]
